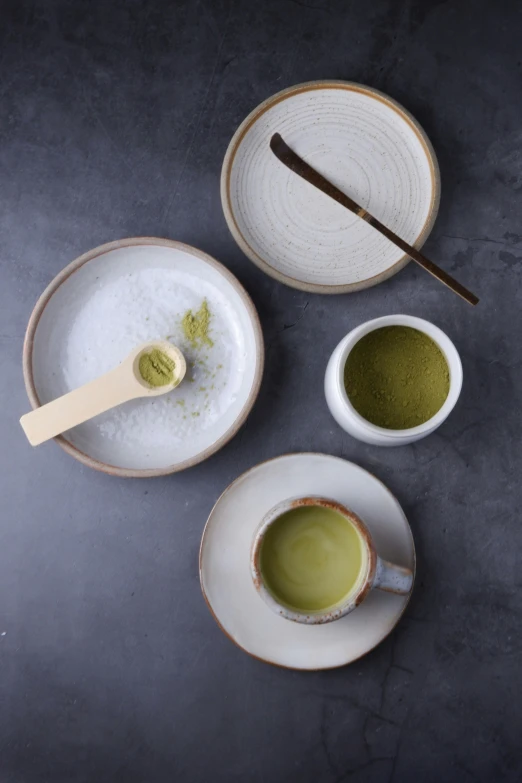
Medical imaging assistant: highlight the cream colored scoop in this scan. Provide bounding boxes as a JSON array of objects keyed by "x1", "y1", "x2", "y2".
[{"x1": 20, "y1": 341, "x2": 186, "y2": 447}]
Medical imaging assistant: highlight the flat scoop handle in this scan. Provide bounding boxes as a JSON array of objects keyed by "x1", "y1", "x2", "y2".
[{"x1": 20, "y1": 364, "x2": 141, "y2": 446}]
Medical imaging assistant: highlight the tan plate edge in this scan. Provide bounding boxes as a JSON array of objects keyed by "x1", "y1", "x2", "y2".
[
  {"x1": 23, "y1": 237, "x2": 265, "y2": 478},
  {"x1": 199, "y1": 452, "x2": 417, "y2": 670},
  {"x1": 220, "y1": 79, "x2": 441, "y2": 294}
]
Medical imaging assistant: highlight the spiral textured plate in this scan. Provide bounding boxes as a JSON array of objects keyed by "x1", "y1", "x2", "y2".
[{"x1": 221, "y1": 81, "x2": 440, "y2": 293}]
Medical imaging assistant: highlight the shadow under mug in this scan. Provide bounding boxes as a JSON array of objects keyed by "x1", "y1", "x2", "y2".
[{"x1": 250, "y1": 496, "x2": 413, "y2": 625}]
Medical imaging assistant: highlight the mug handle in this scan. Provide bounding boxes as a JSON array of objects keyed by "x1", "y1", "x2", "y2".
[{"x1": 373, "y1": 557, "x2": 413, "y2": 595}]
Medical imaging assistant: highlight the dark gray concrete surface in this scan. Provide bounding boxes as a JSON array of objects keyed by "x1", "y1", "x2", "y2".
[{"x1": 1, "y1": 1, "x2": 521, "y2": 781}]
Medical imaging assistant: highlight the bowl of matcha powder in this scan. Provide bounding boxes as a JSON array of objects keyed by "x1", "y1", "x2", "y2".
[{"x1": 325, "y1": 315, "x2": 463, "y2": 446}]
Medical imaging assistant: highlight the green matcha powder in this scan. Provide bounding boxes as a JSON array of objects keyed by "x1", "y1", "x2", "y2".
[
  {"x1": 139, "y1": 348, "x2": 175, "y2": 387},
  {"x1": 182, "y1": 299, "x2": 213, "y2": 348},
  {"x1": 344, "y1": 326, "x2": 450, "y2": 429}
]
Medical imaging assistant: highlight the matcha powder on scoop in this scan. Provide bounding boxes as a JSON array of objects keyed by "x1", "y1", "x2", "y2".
[
  {"x1": 139, "y1": 348, "x2": 175, "y2": 387},
  {"x1": 344, "y1": 326, "x2": 450, "y2": 430}
]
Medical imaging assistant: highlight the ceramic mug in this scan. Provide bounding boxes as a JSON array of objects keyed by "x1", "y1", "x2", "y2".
[
  {"x1": 324, "y1": 314, "x2": 463, "y2": 446},
  {"x1": 250, "y1": 496, "x2": 413, "y2": 625}
]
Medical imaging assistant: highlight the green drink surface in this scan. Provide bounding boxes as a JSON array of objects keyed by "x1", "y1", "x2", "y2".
[{"x1": 259, "y1": 506, "x2": 366, "y2": 613}]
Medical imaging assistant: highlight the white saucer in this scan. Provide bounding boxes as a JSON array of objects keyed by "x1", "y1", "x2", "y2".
[
  {"x1": 221, "y1": 80, "x2": 440, "y2": 294},
  {"x1": 200, "y1": 453, "x2": 415, "y2": 670},
  {"x1": 23, "y1": 238, "x2": 264, "y2": 477}
]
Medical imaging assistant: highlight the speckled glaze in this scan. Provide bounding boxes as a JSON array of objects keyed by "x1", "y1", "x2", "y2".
[
  {"x1": 250, "y1": 496, "x2": 412, "y2": 625},
  {"x1": 221, "y1": 81, "x2": 440, "y2": 293},
  {"x1": 324, "y1": 314, "x2": 463, "y2": 446},
  {"x1": 23, "y1": 238, "x2": 264, "y2": 477},
  {"x1": 200, "y1": 453, "x2": 416, "y2": 670}
]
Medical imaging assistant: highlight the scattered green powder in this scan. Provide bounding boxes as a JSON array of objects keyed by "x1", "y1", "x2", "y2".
[
  {"x1": 344, "y1": 326, "x2": 450, "y2": 429},
  {"x1": 139, "y1": 348, "x2": 175, "y2": 387},
  {"x1": 182, "y1": 299, "x2": 213, "y2": 348}
]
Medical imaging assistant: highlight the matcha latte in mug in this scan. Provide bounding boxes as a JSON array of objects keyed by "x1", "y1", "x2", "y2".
[{"x1": 251, "y1": 497, "x2": 413, "y2": 624}]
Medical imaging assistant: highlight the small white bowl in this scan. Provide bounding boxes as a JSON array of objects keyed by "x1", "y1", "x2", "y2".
[{"x1": 324, "y1": 315, "x2": 463, "y2": 447}]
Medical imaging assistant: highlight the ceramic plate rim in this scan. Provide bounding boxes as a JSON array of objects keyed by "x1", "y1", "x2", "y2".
[
  {"x1": 221, "y1": 79, "x2": 441, "y2": 294},
  {"x1": 22, "y1": 237, "x2": 265, "y2": 478},
  {"x1": 199, "y1": 452, "x2": 416, "y2": 670}
]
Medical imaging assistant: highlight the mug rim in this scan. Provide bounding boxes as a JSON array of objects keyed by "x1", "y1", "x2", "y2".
[
  {"x1": 335, "y1": 314, "x2": 463, "y2": 438},
  {"x1": 250, "y1": 496, "x2": 377, "y2": 625}
]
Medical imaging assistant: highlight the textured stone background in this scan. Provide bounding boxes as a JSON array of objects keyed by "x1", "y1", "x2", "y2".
[{"x1": 1, "y1": 1, "x2": 521, "y2": 781}]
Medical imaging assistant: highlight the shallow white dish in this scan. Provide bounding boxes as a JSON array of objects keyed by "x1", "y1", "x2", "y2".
[
  {"x1": 200, "y1": 453, "x2": 415, "y2": 670},
  {"x1": 23, "y1": 238, "x2": 264, "y2": 477},
  {"x1": 221, "y1": 80, "x2": 440, "y2": 294},
  {"x1": 325, "y1": 315, "x2": 463, "y2": 447}
]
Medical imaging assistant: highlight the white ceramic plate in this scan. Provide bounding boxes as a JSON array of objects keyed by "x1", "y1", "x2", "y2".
[
  {"x1": 200, "y1": 453, "x2": 415, "y2": 670},
  {"x1": 221, "y1": 80, "x2": 440, "y2": 293},
  {"x1": 23, "y1": 238, "x2": 264, "y2": 476}
]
